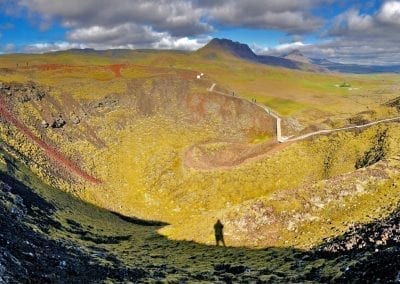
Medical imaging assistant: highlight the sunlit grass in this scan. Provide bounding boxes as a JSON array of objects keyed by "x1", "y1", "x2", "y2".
[{"x1": 1, "y1": 50, "x2": 400, "y2": 249}]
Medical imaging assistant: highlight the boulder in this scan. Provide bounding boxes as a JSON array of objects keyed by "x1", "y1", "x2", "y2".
[
  {"x1": 51, "y1": 116, "x2": 66, "y2": 128},
  {"x1": 71, "y1": 115, "x2": 80, "y2": 125},
  {"x1": 41, "y1": 120, "x2": 49, "y2": 128}
]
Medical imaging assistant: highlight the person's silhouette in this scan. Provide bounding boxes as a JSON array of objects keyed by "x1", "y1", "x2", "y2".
[{"x1": 214, "y1": 219, "x2": 226, "y2": 246}]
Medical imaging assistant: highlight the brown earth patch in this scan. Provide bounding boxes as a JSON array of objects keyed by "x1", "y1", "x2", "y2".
[
  {"x1": 36, "y1": 64, "x2": 67, "y2": 71},
  {"x1": 109, "y1": 64, "x2": 125, "y2": 77},
  {"x1": 184, "y1": 140, "x2": 289, "y2": 170},
  {"x1": 185, "y1": 91, "x2": 276, "y2": 136}
]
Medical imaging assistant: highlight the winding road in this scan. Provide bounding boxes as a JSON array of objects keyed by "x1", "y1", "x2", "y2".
[{"x1": 207, "y1": 83, "x2": 400, "y2": 143}]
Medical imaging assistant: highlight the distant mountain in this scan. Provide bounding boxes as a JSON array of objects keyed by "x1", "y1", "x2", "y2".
[
  {"x1": 199, "y1": 38, "x2": 259, "y2": 61},
  {"x1": 197, "y1": 38, "x2": 301, "y2": 69},
  {"x1": 196, "y1": 38, "x2": 327, "y2": 72},
  {"x1": 281, "y1": 49, "x2": 328, "y2": 72},
  {"x1": 54, "y1": 38, "x2": 400, "y2": 74},
  {"x1": 283, "y1": 49, "x2": 311, "y2": 64},
  {"x1": 199, "y1": 38, "x2": 400, "y2": 74},
  {"x1": 281, "y1": 49, "x2": 400, "y2": 74},
  {"x1": 310, "y1": 58, "x2": 400, "y2": 74}
]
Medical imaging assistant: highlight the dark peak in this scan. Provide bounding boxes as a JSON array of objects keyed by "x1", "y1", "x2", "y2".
[
  {"x1": 311, "y1": 57, "x2": 334, "y2": 65},
  {"x1": 208, "y1": 38, "x2": 248, "y2": 48},
  {"x1": 197, "y1": 38, "x2": 316, "y2": 71},
  {"x1": 283, "y1": 49, "x2": 310, "y2": 64},
  {"x1": 200, "y1": 38, "x2": 257, "y2": 60},
  {"x1": 285, "y1": 49, "x2": 303, "y2": 57}
]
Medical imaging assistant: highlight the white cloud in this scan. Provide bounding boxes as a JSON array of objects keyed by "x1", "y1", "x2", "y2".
[
  {"x1": 345, "y1": 10, "x2": 374, "y2": 31},
  {"x1": 17, "y1": 0, "x2": 212, "y2": 36},
  {"x1": 252, "y1": 41, "x2": 310, "y2": 56},
  {"x1": 153, "y1": 36, "x2": 210, "y2": 50},
  {"x1": 11, "y1": 0, "x2": 325, "y2": 52},
  {"x1": 273, "y1": 41, "x2": 309, "y2": 52},
  {"x1": 23, "y1": 42, "x2": 85, "y2": 53},
  {"x1": 4, "y1": 43, "x2": 15, "y2": 52},
  {"x1": 376, "y1": 1, "x2": 400, "y2": 25},
  {"x1": 17, "y1": 36, "x2": 208, "y2": 54},
  {"x1": 67, "y1": 24, "x2": 165, "y2": 46},
  {"x1": 0, "y1": 43, "x2": 16, "y2": 54},
  {"x1": 206, "y1": 0, "x2": 325, "y2": 33},
  {"x1": 4, "y1": 0, "x2": 400, "y2": 64},
  {"x1": 244, "y1": 1, "x2": 400, "y2": 65}
]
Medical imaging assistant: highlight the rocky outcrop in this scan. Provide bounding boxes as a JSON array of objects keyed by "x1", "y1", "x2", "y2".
[
  {"x1": 385, "y1": 96, "x2": 400, "y2": 111},
  {"x1": 126, "y1": 77, "x2": 276, "y2": 139},
  {"x1": 316, "y1": 205, "x2": 400, "y2": 282},
  {"x1": 0, "y1": 81, "x2": 46, "y2": 103},
  {"x1": 41, "y1": 120, "x2": 49, "y2": 128},
  {"x1": 51, "y1": 115, "x2": 66, "y2": 128},
  {"x1": 89, "y1": 95, "x2": 119, "y2": 112},
  {"x1": 71, "y1": 114, "x2": 80, "y2": 125},
  {"x1": 0, "y1": 174, "x2": 148, "y2": 283},
  {"x1": 355, "y1": 128, "x2": 388, "y2": 169}
]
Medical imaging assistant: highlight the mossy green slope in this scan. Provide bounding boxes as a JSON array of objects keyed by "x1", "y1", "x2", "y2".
[
  {"x1": 2, "y1": 144, "x2": 400, "y2": 282},
  {"x1": 0, "y1": 50, "x2": 400, "y2": 250}
]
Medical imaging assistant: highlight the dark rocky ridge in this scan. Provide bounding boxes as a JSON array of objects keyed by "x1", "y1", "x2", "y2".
[
  {"x1": 0, "y1": 172, "x2": 148, "y2": 283},
  {"x1": 199, "y1": 38, "x2": 302, "y2": 70},
  {"x1": 311, "y1": 58, "x2": 400, "y2": 74},
  {"x1": 199, "y1": 38, "x2": 400, "y2": 74},
  {"x1": 198, "y1": 38, "x2": 332, "y2": 73},
  {"x1": 283, "y1": 49, "x2": 311, "y2": 64},
  {"x1": 317, "y1": 205, "x2": 400, "y2": 282}
]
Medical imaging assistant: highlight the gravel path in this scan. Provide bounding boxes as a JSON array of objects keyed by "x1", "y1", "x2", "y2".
[{"x1": 208, "y1": 83, "x2": 400, "y2": 143}]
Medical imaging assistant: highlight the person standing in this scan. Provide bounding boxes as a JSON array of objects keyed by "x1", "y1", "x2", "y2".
[{"x1": 214, "y1": 219, "x2": 226, "y2": 246}]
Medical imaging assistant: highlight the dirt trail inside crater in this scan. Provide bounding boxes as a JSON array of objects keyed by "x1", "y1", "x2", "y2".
[{"x1": 184, "y1": 140, "x2": 291, "y2": 170}]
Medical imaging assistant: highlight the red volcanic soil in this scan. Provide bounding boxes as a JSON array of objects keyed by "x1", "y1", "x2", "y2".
[
  {"x1": 33, "y1": 64, "x2": 124, "y2": 78},
  {"x1": 0, "y1": 98, "x2": 101, "y2": 185},
  {"x1": 109, "y1": 64, "x2": 124, "y2": 77},
  {"x1": 36, "y1": 64, "x2": 66, "y2": 71}
]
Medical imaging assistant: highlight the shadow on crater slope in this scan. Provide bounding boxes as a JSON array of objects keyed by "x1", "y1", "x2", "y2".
[{"x1": 1, "y1": 147, "x2": 400, "y2": 283}]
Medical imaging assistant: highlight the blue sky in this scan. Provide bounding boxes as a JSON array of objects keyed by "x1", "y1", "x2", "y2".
[{"x1": 0, "y1": 0, "x2": 399, "y2": 64}]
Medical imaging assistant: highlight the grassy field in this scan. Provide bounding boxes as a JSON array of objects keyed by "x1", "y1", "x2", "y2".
[
  {"x1": 1, "y1": 48, "x2": 400, "y2": 251},
  {"x1": 2, "y1": 146, "x2": 385, "y2": 282}
]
